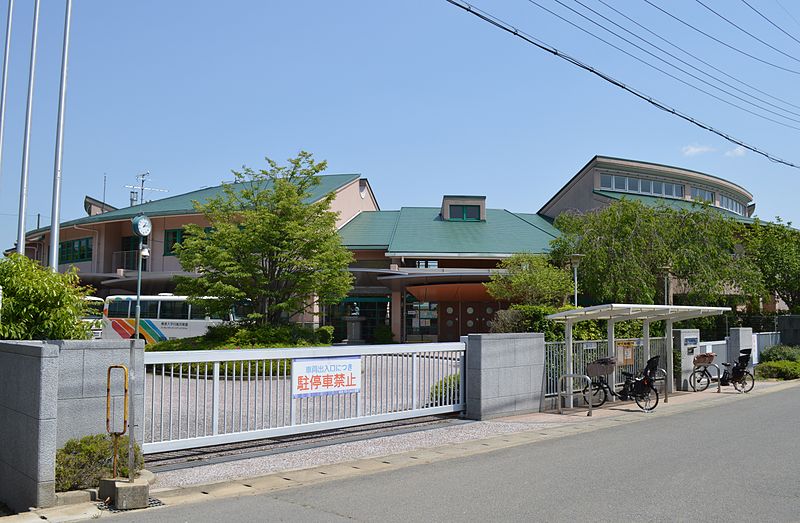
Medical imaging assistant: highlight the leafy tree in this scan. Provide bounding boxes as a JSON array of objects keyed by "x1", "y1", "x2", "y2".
[
  {"x1": 747, "y1": 218, "x2": 800, "y2": 312},
  {"x1": 484, "y1": 253, "x2": 572, "y2": 306},
  {"x1": 0, "y1": 254, "x2": 92, "y2": 340},
  {"x1": 550, "y1": 199, "x2": 763, "y2": 305},
  {"x1": 175, "y1": 152, "x2": 354, "y2": 325}
]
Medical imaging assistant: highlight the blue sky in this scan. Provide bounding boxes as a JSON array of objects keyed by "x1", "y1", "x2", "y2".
[{"x1": 2, "y1": 0, "x2": 800, "y2": 252}]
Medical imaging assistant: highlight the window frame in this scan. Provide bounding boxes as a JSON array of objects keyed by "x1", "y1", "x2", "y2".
[
  {"x1": 58, "y1": 237, "x2": 92, "y2": 264},
  {"x1": 164, "y1": 228, "x2": 184, "y2": 256},
  {"x1": 448, "y1": 204, "x2": 481, "y2": 221}
]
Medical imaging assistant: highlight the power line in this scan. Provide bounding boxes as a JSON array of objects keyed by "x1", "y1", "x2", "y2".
[
  {"x1": 741, "y1": 0, "x2": 800, "y2": 48},
  {"x1": 773, "y1": 0, "x2": 800, "y2": 32},
  {"x1": 642, "y1": 0, "x2": 800, "y2": 76},
  {"x1": 442, "y1": 0, "x2": 800, "y2": 169},
  {"x1": 693, "y1": 0, "x2": 800, "y2": 64},
  {"x1": 550, "y1": 0, "x2": 800, "y2": 125},
  {"x1": 525, "y1": 0, "x2": 800, "y2": 130},
  {"x1": 597, "y1": 0, "x2": 800, "y2": 113}
]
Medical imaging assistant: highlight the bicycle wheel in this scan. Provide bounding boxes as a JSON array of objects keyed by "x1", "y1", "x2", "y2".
[
  {"x1": 733, "y1": 371, "x2": 755, "y2": 393},
  {"x1": 634, "y1": 386, "x2": 659, "y2": 412},
  {"x1": 690, "y1": 368, "x2": 711, "y2": 392},
  {"x1": 582, "y1": 382, "x2": 607, "y2": 408}
]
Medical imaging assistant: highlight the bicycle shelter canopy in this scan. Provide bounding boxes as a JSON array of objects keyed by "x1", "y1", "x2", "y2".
[{"x1": 546, "y1": 304, "x2": 730, "y2": 404}]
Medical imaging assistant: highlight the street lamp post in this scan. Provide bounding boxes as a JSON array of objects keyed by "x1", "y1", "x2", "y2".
[
  {"x1": 570, "y1": 254, "x2": 584, "y2": 307},
  {"x1": 129, "y1": 215, "x2": 151, "y2": 482},
  {"x1": 660, "y1": 265, "x2": 672, "y2": 306}
]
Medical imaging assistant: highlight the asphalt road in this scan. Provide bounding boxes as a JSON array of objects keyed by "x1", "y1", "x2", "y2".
[{"x1": 112, "y1": 386, "x2": 800, "y2": 522}]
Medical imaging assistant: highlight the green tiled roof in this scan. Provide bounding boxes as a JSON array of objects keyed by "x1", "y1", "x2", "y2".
[
  {"x1": 27, "y1": 174, "x2": 361, "y2": 235},
  {"x1": 338, "y1": 211, "x2": 400, "y2": 249},
  {"x1": 339, "y1": 207, "x2": 560, "y2": 255},
  {"x1": 595, "y1": 190, "x2": 755, "y2": 224}
]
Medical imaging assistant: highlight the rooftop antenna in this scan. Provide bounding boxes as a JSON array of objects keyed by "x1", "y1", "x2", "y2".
[{"x1": 123, "y1": 170, "x2": 167, "y2": 207}]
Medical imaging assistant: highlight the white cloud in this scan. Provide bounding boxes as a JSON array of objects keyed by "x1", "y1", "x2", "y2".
[
  {"x1": 725, "y1": 145, "x2": 746, "y2": 157},
  {"x1": 681, "y1": 144, "x2": 716, "y2": 156}
]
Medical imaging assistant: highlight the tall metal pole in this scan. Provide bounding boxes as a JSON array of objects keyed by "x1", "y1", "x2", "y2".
[
  {"x1": 15, "y1": 0, "x2": 41, "y2": 255},
  {"x1": 130, "y1": 235, "x2": 143, "y2": 482},
  {"x1": 49, "y1": 0, "x2": 73, "y2": 270},
  {"x1": 573, "y1": 265, "x2": 578, "y2": 307},
  {"x1": 0, "y1": 0, "x2": 15, "y2": 186}
]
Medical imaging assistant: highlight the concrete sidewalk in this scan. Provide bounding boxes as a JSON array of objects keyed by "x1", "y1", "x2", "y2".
[{"x1": 4, "y1": 379, "x2": 796, "y2": 522}]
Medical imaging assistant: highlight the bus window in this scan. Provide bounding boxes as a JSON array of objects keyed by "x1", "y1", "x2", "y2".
[
  {"x1": 107, "y1": 300, "x2": 130, "y2": 318},
  {"x1": 189, "y1": 304, "x2": 208, "y2": 320},
  {"x1": 159, "y1": 301, "x2": 189, "y2": 319},
  {"x1": 84, "y1": 299, "x2": 104, "y2": 319},
  {"x1": 140, "y1": 300, "x2": 159, "y2": 319}
]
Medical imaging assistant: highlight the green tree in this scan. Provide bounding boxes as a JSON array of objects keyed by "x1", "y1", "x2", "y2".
[
  {"x1": 484, "y1": 253, "x2": 572, "y2": 306},
  {"x1": 747, "y1": 218, "x2": 800, "y2": 312},
  {"x1": 174, "y1": 152, "x2": 354, "y2": 325},
  {"x1": 0, "y1": 254, "x2": 92, "y2": 340},
  {"x1": 550, "y1": 199, "x2": 763, "y2": 305}
]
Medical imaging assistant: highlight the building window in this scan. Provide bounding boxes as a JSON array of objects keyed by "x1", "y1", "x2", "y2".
[
  {"x1": 691, "y1": 187, "x2": 714, "y2": 203},
  {"x1": 121, "y1": 236, "x2": 147, "y2": 271},
  {"x1": 449, "y1": 204, "x2": 480, "y2": 221},
  {"x1": 604, "y1": 172, "x2": 687, "y2": 201},
  {"x1": 59, "y1": 237, "x2": 92, "y2": 264},
  {"x1": 416, "y1": 260, "x2": 438, "y2": 268},
  {"x1": 164, "y1": 229, "x2": 184, "y2": 256},
  {"x1": 720, "y1": 194, "x2": 745, "y2": 215},
  {"x1": 600, "y1": 174, "x2": 612, "y2": 189}
]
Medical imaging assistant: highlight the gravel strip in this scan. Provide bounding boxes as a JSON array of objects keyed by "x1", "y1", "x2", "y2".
[{"x1": 153, "y1": 419, "x2": 563, "y2": 489}]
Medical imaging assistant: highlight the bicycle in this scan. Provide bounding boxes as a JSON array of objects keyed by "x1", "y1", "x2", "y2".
[
  {"x1": 691, "y1": 349, "x2": 754, "y2": 393},
  {"x1": 582, "y1": 355, "x2": 660, "y2": 412}
]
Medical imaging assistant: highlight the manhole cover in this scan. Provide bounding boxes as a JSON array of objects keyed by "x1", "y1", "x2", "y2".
[{"x1": 97, "y1": 497, "x2": 164, "y2": 513}]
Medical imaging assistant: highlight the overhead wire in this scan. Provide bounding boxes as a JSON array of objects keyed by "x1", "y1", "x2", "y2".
[
  {"x1": 524, "y1": 0, "x2": 800, "y2": 130},
  {"x1": 549, "y1": 0, "x2": 800, "y2": 125},
  {"x1": 642, "y1": 0, "x2": 800, "y2": 76},
  {"x1": 693, "y1": 0, "x2": 800, "y2": 65},
  {"x1": 442, "y1": 0, "x2": 800, "y2": 169},
  {"x1": 597, "y1": 0, "x2": 800, "y2": 113},
  {"x1": 741, "y1": 0, "x2": 800, "y2": 48},
  {"x1": 772, "y1": 0, "x2": 800, "y2": 32}
]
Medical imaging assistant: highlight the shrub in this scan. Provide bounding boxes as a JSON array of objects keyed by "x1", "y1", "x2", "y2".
[
  {"x1": 755, "y1": 360, "x2": 800, "y2": 380},
  {"x1": 55, "y1": 434, "x2": 143, "y2": 492},
  {"x1": 0, "y1": 254, "x2": 93, "y2": 340},
  {"x1": 372, "y1": 324, "x2": 394, "y2": 344},
  {"x1": 759, "y1": 345, "x2": 800, "y2": 363},
  {"x1": 316, "y1": 325, "x2": 334, "y2": 345},
  {"x1": 204, "y1": 323, "x2": 239, "y2": 342},
  {"x1": 430, "y1": 373, "x2": 460, "y2": 404}
]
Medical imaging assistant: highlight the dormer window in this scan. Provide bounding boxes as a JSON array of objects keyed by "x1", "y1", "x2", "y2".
[
  {"x1": 449, "y1": 204, "x2": 481, "y2": 221},
  {"x1": 441, "y1": 195, "x2": 486, "y2": 221}
]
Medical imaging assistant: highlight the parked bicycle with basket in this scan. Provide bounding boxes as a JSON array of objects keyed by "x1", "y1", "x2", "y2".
[
  {"x1": 582, "y1": 355, "x2": 660, "y2": 412},
  {"x1": 690, "y1": 349, "x2": 753, "y2": 393}
]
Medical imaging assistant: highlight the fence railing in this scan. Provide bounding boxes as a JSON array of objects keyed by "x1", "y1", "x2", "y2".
[
  {"x1": 142, "y1": 343, "x2": 465, "y2": 453},
  {"x1": 755, "y1": 331, "x2": 781, "y2": 360},
  {"x1": 544, "y1": 337, "x2": 669, "y2": 398}
]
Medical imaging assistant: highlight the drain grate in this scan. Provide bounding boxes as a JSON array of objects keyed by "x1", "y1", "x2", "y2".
[{"x1": 97, "y1": 497, "x2": 164, "y2": 513}]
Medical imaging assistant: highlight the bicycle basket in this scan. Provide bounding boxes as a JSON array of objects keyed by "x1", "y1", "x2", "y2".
[
  {"x1": 586, "y1": 359, "x2": 616, "y2": 377},
  {"x1": 692, "y1": 353, "x2": 716, "y2": 365}
]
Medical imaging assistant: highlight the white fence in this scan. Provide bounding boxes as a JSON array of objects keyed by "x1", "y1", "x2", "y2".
[
  {"x1": 544, "y1": 337, "x2": 670, "y2": 397},
  {"x1": 142, "y1": 343, "x2": 465, "y2": 454}
]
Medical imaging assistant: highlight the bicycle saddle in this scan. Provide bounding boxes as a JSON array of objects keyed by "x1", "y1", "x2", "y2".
[{"x1": 722, "y1": 362, "x2": 732, "y2": 367}]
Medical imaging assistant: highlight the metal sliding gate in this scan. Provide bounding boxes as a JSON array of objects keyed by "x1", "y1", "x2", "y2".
[{"x1": 141, "y1": 343, "x2": 465, "y2": 454}]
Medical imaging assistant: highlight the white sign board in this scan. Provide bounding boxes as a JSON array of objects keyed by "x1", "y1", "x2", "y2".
[{"x1": 292, "y1": 356, "x2": 361, "y2": 398}]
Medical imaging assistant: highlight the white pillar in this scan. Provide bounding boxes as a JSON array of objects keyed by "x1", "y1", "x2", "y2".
[
  {"x1": 565, "y1": 319, "x2": 573, "y2": 409},
  {"x1": 643, "y1": 319, "x2": 651, "y2": 361},
  {"x1": 607, "y1": 319, "x2": 615, "y2": 400},
  {"x1": 665, "y1": 319, "x2": 674, "y2": 394}
]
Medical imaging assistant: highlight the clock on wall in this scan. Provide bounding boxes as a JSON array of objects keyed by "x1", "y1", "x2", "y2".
[{"x1": 131, "y1": 214, "x2": 152, "y2": 237}]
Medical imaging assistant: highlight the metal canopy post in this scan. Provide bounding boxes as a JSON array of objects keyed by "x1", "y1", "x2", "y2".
[
  {"x1": 607, "y1": 318, "x2": 615, "y2": 400},
  {"x1": 643, "y1": 319, "x2": 651, "y2": 361},
  {"x1": 665, "y1": 319, "x2": 674, "y2": 394},
  {"x1": 565, "y1": 319, "x2": 573, "y2": 409}
]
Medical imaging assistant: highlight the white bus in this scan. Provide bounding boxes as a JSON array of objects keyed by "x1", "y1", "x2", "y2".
[
  {"x1": 83, "y1": 296, "x2": 105, "y2": 339},
  {"x1": 102, "y1": 295, "x2": 231, "y2": 344}
]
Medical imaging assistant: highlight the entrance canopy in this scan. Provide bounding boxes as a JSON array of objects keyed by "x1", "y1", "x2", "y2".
[{"x1": 546, "y1": 303, "x2": 731, "y2": 324}]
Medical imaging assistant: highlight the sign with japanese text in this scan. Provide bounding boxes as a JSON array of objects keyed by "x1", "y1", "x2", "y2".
[
  {"x1": 615, "y1": 340, "x2": 636, "y2": 366},
  {"x1": 291, "y1": 356, "x2": 361, "y2": 398}
]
